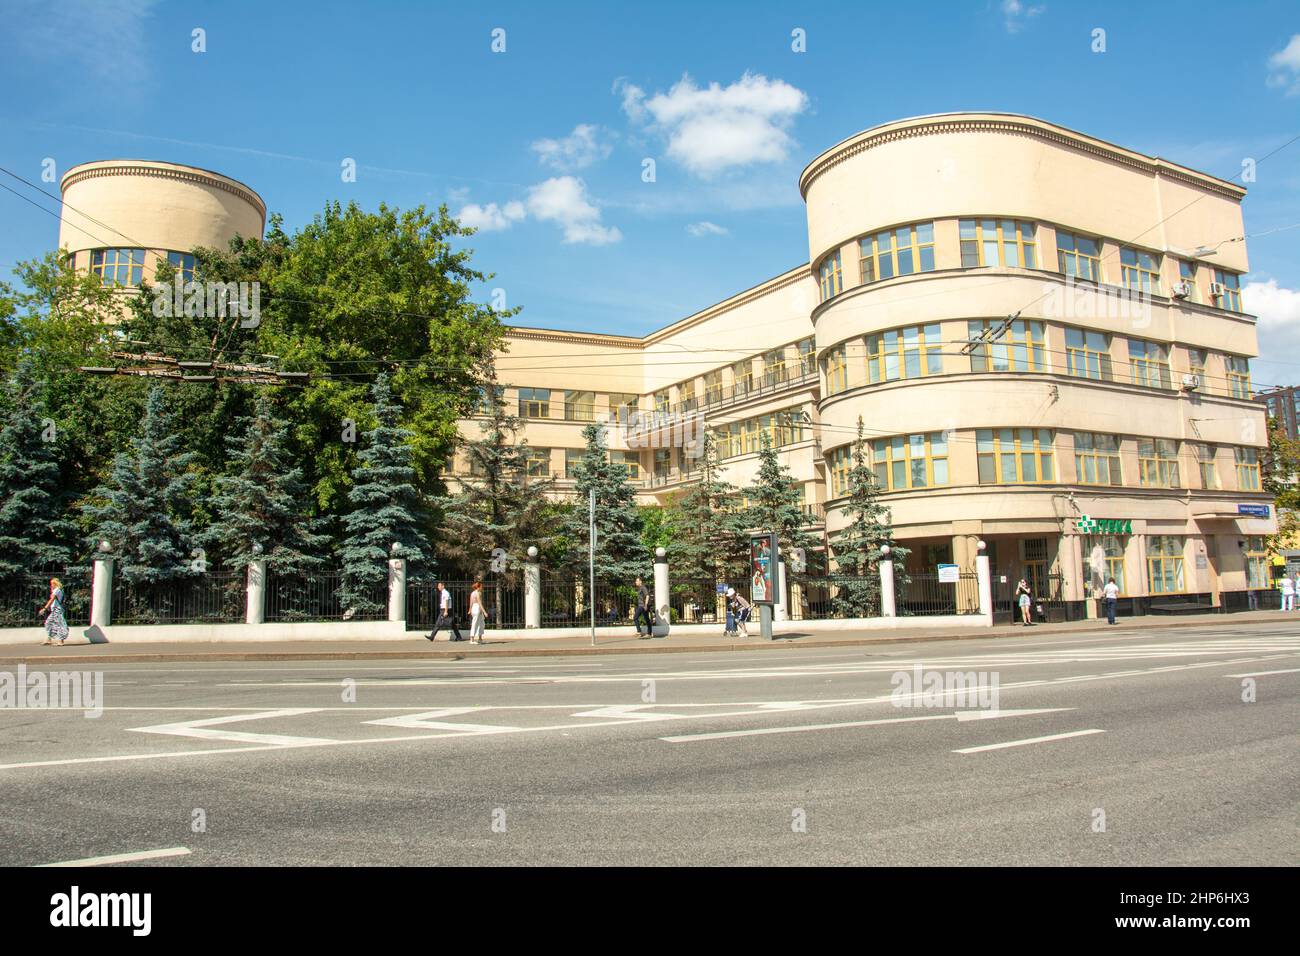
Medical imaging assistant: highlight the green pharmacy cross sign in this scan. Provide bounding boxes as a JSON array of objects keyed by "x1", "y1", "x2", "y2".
[{"x1": 1076, "y1": 515, "x2": 1132, "y2": 535}]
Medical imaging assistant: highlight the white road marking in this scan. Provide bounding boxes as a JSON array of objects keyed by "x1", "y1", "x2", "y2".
[
  {"x1": 128, "y1": 708, "x2": 333, "y2": 746},
  {"x1": 953, "y1": 729, "x2": 1106, "y2": 754},
  {"x1": 661, "y1": 708, "x2": 1073, "y2": 743},
  {"x1": 38, "y1": 846, "x2": 191, "y2": 867},
  {"x1": 363, "y1": 708, "x2": 520, "y2": 733},
  {"x1": 1226, "y1": 667, "x2": 1300, "y2": 677},
  {"x1": 571, "y1": 704, "x2": 690, "y2": 720}
]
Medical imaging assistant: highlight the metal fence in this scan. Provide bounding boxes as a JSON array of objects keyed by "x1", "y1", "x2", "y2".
[
  {"x1": 265, "y1": 571, "x2": 386, "y2": 623},
  {"x1": 405, "y1": 579, "x2": 526, "y2": 631},
  {"x1": 795, "y1": 575, "x2": 882, "y2": 620},
  {"x1": 111, "y1": 571, "x2": 245, "y2": 625},
  {"x1": 993, "y1": 572, "x2": 1067, "y2": 623},
  {"x1": 896, "y1": 571, "x2": 983, "y2": 616},
  {"x1": 540, "y1": 575, "x2": 639, "y2": 628},
  {"x1": 0, "y1": 569, "x2": 91, "y2": 628},
  {"x1": 669, "y1": 579, "x2": 723, "y2": 624}
]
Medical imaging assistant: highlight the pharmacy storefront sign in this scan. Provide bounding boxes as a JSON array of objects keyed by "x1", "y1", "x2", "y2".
[{"x1": 1076, "y1": 515, "x2": 1132, "y2": 535}]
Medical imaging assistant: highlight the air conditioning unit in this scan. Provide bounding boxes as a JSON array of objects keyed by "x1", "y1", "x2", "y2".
[
  {"x1": 1181, "y1": 373, "x2": 1201, "y2": 391},
  {"x1": 1209, "y1": 282, "x2": 1226, "y2": 297},
  {"x1": 1171, "y1": 281, "x2": 1192, "y2": 299}
]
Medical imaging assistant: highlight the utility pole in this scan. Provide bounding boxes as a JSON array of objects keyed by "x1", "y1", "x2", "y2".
[{"x1": 589, "y1": 488, "x2": 596, "y2": 646}]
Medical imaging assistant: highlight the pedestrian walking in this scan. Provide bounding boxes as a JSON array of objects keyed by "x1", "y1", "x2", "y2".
[
  {"x1": 425, "y1": 582, "x2": 464, "y2": 642},
  {"x1": 468, "y1": 581, "x2": 486, "y2": 644},
  {"x1": 39, "y1": 577, "x2": 69, "y2": 646},
  {"x1": 1016, "y1": 578, "x2": 1035, "y2": 626},
  {"x1": 1102, "y1": 577, "x2": 1119, "y2": 625},
  {"x1": 726, "y1": 587, "x2": 751, "y2": 637},
  {"x1": 633, "y1": 576, "x2": 653, "y2": 638},
  {"x1": 1290, "y1": 572, "x2": 1299, "y2": 610},
  {"x1": 1281, "y1": 573, "x2": 1295, "y2": 612}
]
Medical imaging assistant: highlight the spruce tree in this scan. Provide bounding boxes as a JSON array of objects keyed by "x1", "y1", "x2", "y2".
[
  {"x1": 746, "y1": 430, "x2": 819, "y2": 572},
  {"x1": 439, "y1": 374, "x2": 554, "y2": 581},
  {"x1": 205, "y1": 391, "x2": 330, "y2": 575},
  {"x1": 0, "y1": 363, "x2": 75, "y2": 579},
  {"x1": 82, "y1": 384, "x2": 197, "y2": 584},
  {"x1": 339, "y1": 374, "x2": 432, "y2": 616},
  {"x1": 666, "y1": 431, "x2": 747, "y2": 583},
  {"x1": 829, "y1": 417, "x2": 909, "y2": 616},
  {"x1": 562, "y1": 423, "x2": 648, "y2": 582}
]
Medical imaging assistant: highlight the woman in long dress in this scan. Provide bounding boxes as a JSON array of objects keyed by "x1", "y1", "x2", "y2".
[
  {"x1": 40, "y1": 577, "x2": 69, "y2": 646},
  {"x1": 469, "y1": 581, "x2": 486, "y2": 644}
]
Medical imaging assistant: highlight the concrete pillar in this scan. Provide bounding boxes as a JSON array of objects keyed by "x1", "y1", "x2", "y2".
[
  {"x1": 246, "y1": 558, "x2": 267, "y2": 625},
  {"x1": 774, "y1": 560, "x2": 788, "y2": 622},
  {"x1": 387, "y1": 557, "x2": 406, "y2": 623},
  {"x1": 879, "y1": 547, "x2": 896, "y2": 618},
  {"x1": 525, "y1": 546, "x2": 541, "y2": 628},
  {"x1": 976, "y1": 541, "x2": 993, "y2": 625},
  {"x1": 653, "y1": 547, "x2": 669, "y2": 635},
  {"x1": 90, "y1": 553, "x2": 113, "y2": 629}
]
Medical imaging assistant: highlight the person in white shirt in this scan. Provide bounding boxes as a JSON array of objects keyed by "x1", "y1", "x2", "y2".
[
  {"x1": 1102, "y1": 577, "x2": 1120, "y2": 625},
  {"x1": 425, "y1": 582, "x2": 464, "y2": 642},
  {"x1": 1280, "y1": 573, "x2": 1295, "y2": 612},
  {"x1": 468, "y1": 582, "x2": 486, "y2": 644}
]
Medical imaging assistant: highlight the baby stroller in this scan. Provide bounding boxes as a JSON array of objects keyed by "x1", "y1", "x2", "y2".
[{"x1": 724, "y1": 602, "x2": 738, "y2": 637}]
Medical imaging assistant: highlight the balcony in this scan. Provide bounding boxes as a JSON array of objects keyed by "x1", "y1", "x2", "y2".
[{"x1": 672, "y1": 366, "x2": 818, "y2": 417}]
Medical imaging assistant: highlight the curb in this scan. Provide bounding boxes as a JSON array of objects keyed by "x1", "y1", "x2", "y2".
[{"x1": 0, "y1": 615, "x2": 1260, "y2": 665}]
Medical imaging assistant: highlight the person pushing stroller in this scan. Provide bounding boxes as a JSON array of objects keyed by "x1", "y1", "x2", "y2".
[{"x1": 725, "y1": 587, "x2": 751, "y2": 637}]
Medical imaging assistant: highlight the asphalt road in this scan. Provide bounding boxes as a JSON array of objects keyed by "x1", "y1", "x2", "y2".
[{"x1": 1, "y1": 621, "x2": 1296, "y2": 866}]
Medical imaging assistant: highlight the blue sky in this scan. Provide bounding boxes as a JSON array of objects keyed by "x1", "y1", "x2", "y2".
[{"x1": 2, "y1": 0, "x2": 1298, "y2": 381}]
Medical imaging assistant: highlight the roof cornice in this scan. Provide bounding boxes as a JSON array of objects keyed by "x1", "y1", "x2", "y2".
[{"x1": 61, "y1": 160, "x2": 268, "y2": 224}]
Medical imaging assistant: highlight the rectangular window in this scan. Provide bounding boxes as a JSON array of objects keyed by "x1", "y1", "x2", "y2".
[
  {"x1": 518, "y1": 387, "x2": 550, "y2": 419},
  {"x1": 870, "y1": 432, "x2": 949, "y2": 491},
  {"x1": 797, "y1": 337, "x2": 816, "y2": 376},
  {"x1": 968, "y1": 318, "x2": 1046, "y2": 372},
  {"x1": 1212, "y1": 269, "x2": 1242, "y2": 312},
  {"x1": 824, "y1": 345, "x2": 847, "y2": 395},
  {"x1": 654, "y1": 448, "x2": 672, "y2": 480},
  {"x1": 1065, "y1": 327, "x2": 1113, "y2": 381},
  {"x1": 1245, "y1": 535, "x2": 1268, "y2": 589},
  {"x1": 1177, "y1": 260, "x2": 1198, "y2": 301},
  {"x1": 1086, "y1": 535, "x2": 1127, "y2": 594},
  {"x1": 959, "y1": 219, "x2": 1037, "y2": 269},
  {"x1": 1120, "y1": 247, "x2": 1161, "y2": 294},
  {"x1": 1194, "y1": 443, "x2": 1218, "y2": 489},
  {"x1": 763, "y1": 348, "x2": 787, "y2": 388},
  {"x1": 608, "y1": 393, "x2": 637, "y2": 424},
  {"x1": 859, "y1": 222, "x2": 936, "y2": 284},
  {"x1": 564, "y1": 390, "x2": 595, "y2": 422},
  {"x1": 89, "y1": 247, "x2": 145, "y2": 287},
  {"x1": 165, "y1": 251, "x2": 198, "y2": 283},
  {"x1": 819, "y1": 252, "x2": 842, "y2": 301},
  {"x1": 829, "y1": 445, "x2": 854, "y2": 497},
  {"x1": 564, "y1": 449, "x2": 584, "y2": 478},
  {"x1": 1147, "y1": 536, "x2": 1185, "y2": 594},
  {"x1": 1138, "y1": 437, "x2": 1180, "y2": 488},
  {"x1": 677, "y1": 382, "x2": 698, "y2": 412},
  {"x1": 612, "y1": 450, "x2": 641, "y2": 481},
  {"x1": 867, "y1": 323, "x2": 943, "y2": 383},
  {"x1": 1235, "y1": 446, "x2": 1260, "y2": 490},
  {"x1": 703, "y1": 370, "x2": 723, "y2": 405},
  {"x1": 1074, "y1": 432, "x2": 1123, "y2": 485},
  {"x1": 1128, "y1": 338, "x2": 1172, "y2": 390},
  {"x1": 976, "y1": 428, "x2": 1055, "y2": 484},
  {"x1": 1224, "y1": 355, "x2": 1251, "y2": 399},
  {"x1": 732, "y1": 360, "x2": 753, "y2": 397},
  {"x1": 653, "y1": 390, "x2": 670, "y2": 413},
  {"x1": 525, "y1": 447, "x2": 552, "y2": 478},
  {"x1": 1187, "y1": 348, "x2": 1207, "y2": 381},
  {"x1": 1056, "y1": 231, "x2": 1103, "y2": 283}
]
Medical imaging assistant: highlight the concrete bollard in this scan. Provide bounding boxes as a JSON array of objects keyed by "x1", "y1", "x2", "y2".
[
  {"x1": 246, "y1": 558, "x2": 267, "y2": 625},
  {"x1": 976, "y1": 541, "x2": 993, "y2": 625},
  {"x1": 775, "y1": 560, "x2": 788, "y2": 622},
  {"x1": 653, "y1": 547, "x2": 670, "y2": 637},
  {"x1": 525, "y1": 546, "x2": 541, "y2": 628},
  {"x1": 387, "y1": 557, "x2": 406, "y2": 623},
  {"x1": 90, "y1": 555, "x2": 113, "y2": 629},
  {"x1": 879, "y1": 547, "x2": 896, "y2": 618}
]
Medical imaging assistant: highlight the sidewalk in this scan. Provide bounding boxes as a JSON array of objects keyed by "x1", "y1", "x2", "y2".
[{"x1": 0, "y1": 610, "x2": 1289, "y2": 665}]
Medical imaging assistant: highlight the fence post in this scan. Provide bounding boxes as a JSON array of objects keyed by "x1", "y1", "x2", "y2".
[
  {"x1": 91, "y1": 542, "x2": 113, "y2": 629},
  {"x1": 976, "y1": 540, "x2": 993, "y2": 625},
  {"x1": 387, "y1": 555, "x2": 406, "y2": 623},
  {"x1": 879, "y1": 545, "x2": 896, "y2": 618},
  {"x1": 525, "y1": 546, "x2": 541, "y2": 628},
  {"x1": 775, "y1": 560, "x2": 788, "y2": 622},
  {"x1": 653, "y1": 547, "x2": 669, "y2": 635},
  {"x1": 246, "y1": 557, "x2": 267, "y2": 625}
]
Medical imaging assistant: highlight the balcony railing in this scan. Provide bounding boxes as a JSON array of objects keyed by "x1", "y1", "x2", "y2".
[{"x1": 673, "y1": 366, "x2": 817, "y2": 417}]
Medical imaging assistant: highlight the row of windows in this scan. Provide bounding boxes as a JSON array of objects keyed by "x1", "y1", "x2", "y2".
[
  {"x1": 87, "y1": 248, "x2": 198, "y2": 286},
  {"x1": 827, "y1": 430, "x2": 1262, "y2": 495},
  {"x1": 815, "y1": 220, "x2": 1246, "y2": 314},
  {"x1": 714, "y1": 407, "x2": 809, "y2": 460},
  {"x1": 823, "y1": 320, "x2": 1251, "y2": 398}
]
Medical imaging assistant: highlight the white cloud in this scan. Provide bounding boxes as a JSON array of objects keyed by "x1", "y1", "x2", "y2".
[
  {"x1": 1267, "y1": 35, "x2": 1300, "y2": 95},
  {"x1": 531, "y1": 124, "x2": 612, "y2": 171},
  {"x1": 686, "y1": 221, "x2": 728, "y2": 238},
  {"x1": 1247, "y1": 279, "x2": 1300, "y2": 358},
  {"x1": 618, "y1": 72, "x2": 808, "y2": 177},
  {"x1": 4, "y1": 0, "x2": 161, "y2": 83},
  {"x1": 525, "y1": 177, "x2": 621, "y2": 245},
  {"x1": 1001, "y1": 0, "x2": 1045, "y2": 34},
  {"x1": 456, "y1": 201, "x2": 525, "y2": 232}
]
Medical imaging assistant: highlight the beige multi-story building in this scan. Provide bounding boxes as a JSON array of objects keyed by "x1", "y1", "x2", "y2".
[
  {"x1": 457, "y1": 113, "x2": 1275, "y2": 615},
  {"x1": 58, "y1": 116, "x2": 1276, "y2": 615}
]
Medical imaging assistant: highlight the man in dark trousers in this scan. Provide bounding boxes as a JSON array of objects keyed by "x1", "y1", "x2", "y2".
[
  {"x1": 633, "y1": 576, "x2": 653, "y2": 638},
  {"x1": 426, "y1": 581, "x2": 464, "y2": 642}
]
